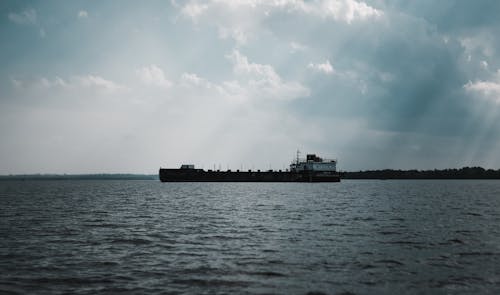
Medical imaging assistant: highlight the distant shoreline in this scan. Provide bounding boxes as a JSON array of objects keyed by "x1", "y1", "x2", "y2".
[
  {"x1": 342, "y1": 167, "x2": 500, "y2": 179},
  {"x1": 0, "y1": 174, "x2": 157, "y2": 181},
  {"x1": 2, "y1": 167, "x2": 500, "y2": 180}
]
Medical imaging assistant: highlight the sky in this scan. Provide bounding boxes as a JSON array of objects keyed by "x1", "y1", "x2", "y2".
[{"x1": 1, "y1": 0, "x2": 500, "y2": 174}]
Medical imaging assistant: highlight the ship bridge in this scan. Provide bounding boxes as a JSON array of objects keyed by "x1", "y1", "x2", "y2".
[{"x1": 290, "y1": 154, "x2": 337, "y2": 173}]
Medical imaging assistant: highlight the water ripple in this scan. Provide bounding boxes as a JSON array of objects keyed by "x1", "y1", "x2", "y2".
[{"x1": 1, "y1": 180, "x2": 500, "y2": 294}]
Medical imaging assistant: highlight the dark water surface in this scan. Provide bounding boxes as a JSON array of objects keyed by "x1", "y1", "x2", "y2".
[{"x1": 1, "y1": 180, "x2": 500, "y2": 294}]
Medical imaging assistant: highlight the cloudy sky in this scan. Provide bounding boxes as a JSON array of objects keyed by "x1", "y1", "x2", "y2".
[{"x1": 1, "y1": 0, "x2": 500, "y2": 174}]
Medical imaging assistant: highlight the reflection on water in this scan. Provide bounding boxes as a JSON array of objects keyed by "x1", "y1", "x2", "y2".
[{"x1": 1, "y1": 180, "x2": 500, "y2": 294}]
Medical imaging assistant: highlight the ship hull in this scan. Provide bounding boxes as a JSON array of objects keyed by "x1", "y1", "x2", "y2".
[{"x1": 159, "y1": 169, "x2": 340, "y2": 182}]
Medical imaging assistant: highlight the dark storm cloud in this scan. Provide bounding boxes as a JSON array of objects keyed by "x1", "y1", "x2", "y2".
[
  {"x1": 285, "y1": 3, "x2": 492, "y2": 135},
  {"x1": 380, "y1": 0, "x2": 500, "y2": 31}
]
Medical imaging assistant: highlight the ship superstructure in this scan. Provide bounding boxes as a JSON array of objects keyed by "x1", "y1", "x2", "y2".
[{"x1": 290, "y1": 153, "x2": 337, "y2": 173}]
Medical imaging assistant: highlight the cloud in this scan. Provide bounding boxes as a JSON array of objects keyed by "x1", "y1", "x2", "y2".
[
  {"x1": 181, "y1": 0, "x2": 382, "y2": 23},
  {"x1": 8, "y1": 8, "x2": 46, "y2": 38},
  {"x1": 316, "y1": 0, "x2": 382, "y2": 23},
  {"x1": 5, "y1": 1, "x2": 500, "y2": 172},
  {"x1": 464, "y1": 70, "x2": 500, "y2": 103},
  {"x1": 13, "y1": 75, "x2": 126, "y2": 93},
  {"x1": 76, "y1": 75, "x2": 125, "y2": 92},
  {"x1": 181, "y1": 2, "x2": 208, "y2": 22},
  {"x1": 179, "y1": 0, "x2": 383, "y2": 44},
  {"x1": 78, "y1": 10, "x2": 88, "y2": 19},
  {"x1": 172, "y1": 51, "x2": 309, "y2": 103},
  {"x1": 228, "y1": 50, "x2": 280, "y2": 79},
  {"x1": 308, "y1": 60, "x2": 334, "y2": 74},
  {"x1": 8, "y1": 8, "x2": 37, "y2": 25},
  {"x1": 218, "y1": 27, "x2": 248, "y2": 45},
  {"x1": 226, "y1": 50, "x2": 310, "y2": 100},
  {"x1": 180, "y1": 73, "x2": 213, "y2": 88},
  {"x1": 290, "y1": 41, "x2": 307, "y2": 53},
  {"x1": 136, "y1": 65, "x2": 172, "y2": 88}
]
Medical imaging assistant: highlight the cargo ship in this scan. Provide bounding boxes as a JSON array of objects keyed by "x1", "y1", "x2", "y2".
[{"x1": 159, "y1": 152, "x2": 340, "y2": 182}]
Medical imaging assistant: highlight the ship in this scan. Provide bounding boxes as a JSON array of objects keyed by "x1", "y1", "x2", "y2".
[{"x1": 159, "y1": 152, "x2": 340, "y2": 182}]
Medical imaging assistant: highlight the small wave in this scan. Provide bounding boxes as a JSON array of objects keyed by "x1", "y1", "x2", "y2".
[
  {"x1": 439, "y1": 238, "x2": 465, "y2": 245},
  {"x1": 342, "y1": 233, "x2": 367, "y2": 237},
  {"x1": 246, "y1": 271, "x2": 286, "y2": 277},
  {"x1": 383, "y1": 240, "x2": 425, "y2": 246},
  {"x1": 199, "y1": 235, "x2": 247, "y2": 241},
  {"x1": 177, "y1": 266, "x2": 228, "y2": 276},
  {"x1": 174, "y1": 251, "x2": 207, "y2": 257},
  {"x1": 427, "y1": 262, "x2": 464, "y2": 269},
  {"x1": 29, "y1": 276, "x2": 114, "y2": 285},
  {"x1": 90, "y1": 261, "x2": 120, "y2": 267},
  {"x1": 374, "y1": 259, "x2": 404, "y2": 266},
  {"x1": 389, "y1": 217, "x2": 405, "y2": 221},
  {"x1": 83, "y1": 223, "x2": 126, "y2": 229},
  {"x1": 322, "y1": 223, "x2": 345, "y2": 227},
  {"x1": 352, "y1": 217, "x2": 375, "y2": 221},
  {"x1": 171, "y1": 279, "x2": 251, "y2": 287},
  {"x1": 110, "y1": 238, "x2": 153, "y2": 245},
  {"x1": 378, "y1": 231, "x2": 400, "y2": 235},
  {"x1": 455, "y1": 230, "x2": 473, "y2": 233},
  {"x1": 360, "y1": 264, "x2": 376, "y2": 270},
  {"x1": 457, "y1": 252, "x2": 500, "y2": 257},
  {"x1": 430, "y1": 276, "x2": 485, "y2": 288}
]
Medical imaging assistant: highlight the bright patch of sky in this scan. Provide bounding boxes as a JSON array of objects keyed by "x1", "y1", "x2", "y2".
[{"x1": 1, "y1": 0, "x2": 500, "y2": 173}]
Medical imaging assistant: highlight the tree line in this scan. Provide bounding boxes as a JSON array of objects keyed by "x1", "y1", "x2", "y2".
[{"x1": 343, "y1": 167, "x2": 500, "y2": 179}]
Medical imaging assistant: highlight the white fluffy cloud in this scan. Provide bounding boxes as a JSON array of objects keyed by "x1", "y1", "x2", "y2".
[
  {"x1": 176, "y1": 51, "x2": 309, "y2": 102},
  {"x1": 464, "y1": 70, "x2": 500, "y2": 103},
  {"x1": 226, "y1": 50, "x2": 310, "y2": 100},
  {"x1": 313, "y1": 0, "x2": 382, "y2": 23},
  {"x1": 76, "y1": 75, "x2": 125, "y2": 92},
  {"x1": 180, "y1": 2, "x2": 208, "y2": 21},
  {"x1": 177, "y1": 50, "x2": 310, "y2": 104},
  {"x1": 308, "y1": 60, "x2": 334, "y2": 74},
  {"x1": 180, "y1": 0, "x2": 382, "y2": 44},
  {"x1": 218, "y1": 27, "x2": 248, "y2": 45},
  {"x1": 181, "y1": 0, "x2": 382, "y2": 23},
  {"x1": 136, "y1": 65, "x2": 172, "y2": 88},
  {"x1": 180, "y1": 72, "x2": 214, "y2": 88}
]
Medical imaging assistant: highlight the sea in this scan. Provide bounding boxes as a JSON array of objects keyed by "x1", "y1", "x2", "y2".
[{"x1": 1, "y1": 180, "x2": 500, "y2": 294}]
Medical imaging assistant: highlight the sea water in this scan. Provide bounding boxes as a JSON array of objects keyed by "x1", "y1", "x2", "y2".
[{"x1": 1, "y1": 180, "x2": 500, "y2": 294}]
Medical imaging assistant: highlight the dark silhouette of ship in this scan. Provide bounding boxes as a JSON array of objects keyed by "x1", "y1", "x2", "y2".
[{"x1": 159, "y1": 152, "x2": 340, "y2": 182}]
